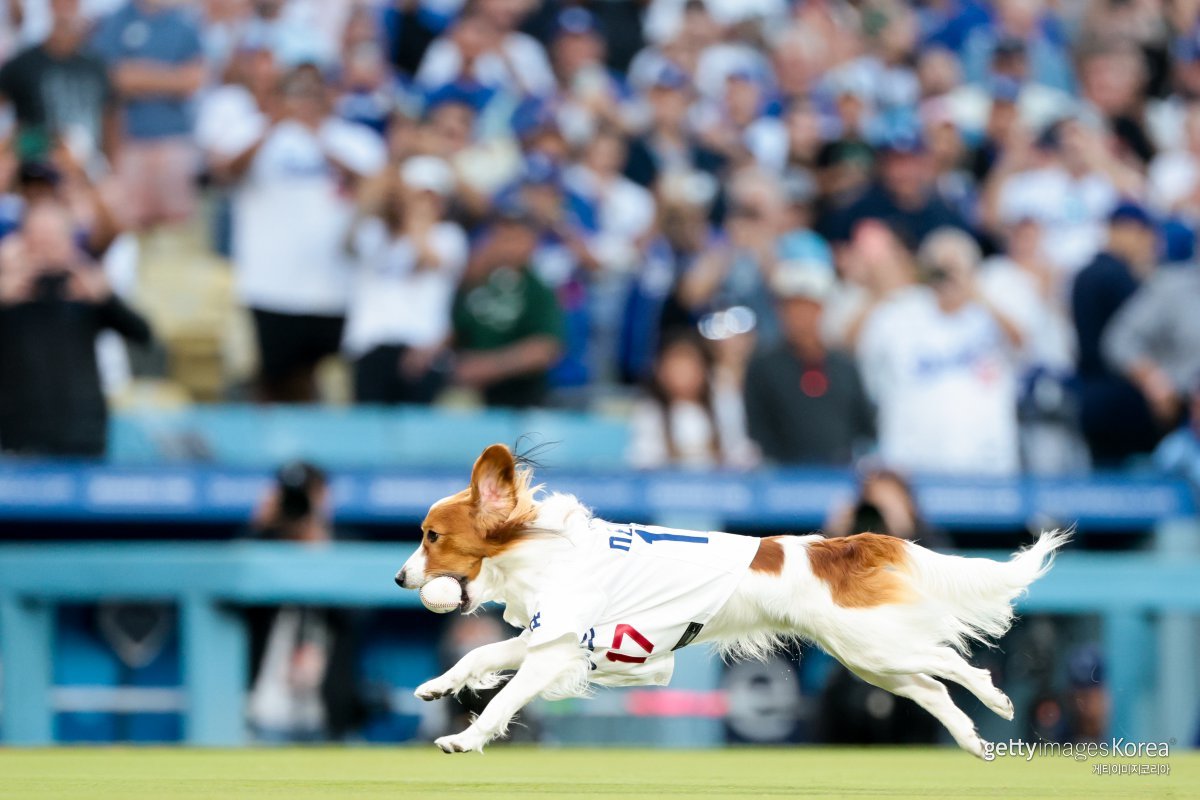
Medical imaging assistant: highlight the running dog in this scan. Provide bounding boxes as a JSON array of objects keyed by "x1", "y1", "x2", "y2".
[{"x1": 395, "y1": 444, "x2": 1067, "y2": 756}]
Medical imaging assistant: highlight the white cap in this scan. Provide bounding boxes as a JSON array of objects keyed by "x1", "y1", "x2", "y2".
[
  {"x1": 401, "y1": 155, "x2": 456, "y2": 196},
  {"x1": 771, "y1": 261, "x2": 835, "y2": 302}
]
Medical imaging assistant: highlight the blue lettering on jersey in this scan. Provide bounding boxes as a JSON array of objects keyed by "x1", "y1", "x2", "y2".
[
  {"x1": 608, "y1": 524, "x2": 710, "y2": 551},
  {"x1": 530, "y1": 612, "x2": 542, "y2": 631},
  {"x1": 609, "y1": 535, "x2": 631, "y2": 551},
  {"x1": 581, "y1": 626, "x2": 597, "y2": 670}
]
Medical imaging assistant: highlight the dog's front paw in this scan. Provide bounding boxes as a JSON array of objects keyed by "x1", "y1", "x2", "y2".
[
  {"x1": 435, "y1": 728, "x2": 487, "y2": 754},
  {"x1": 415, "y1": 675, "x2": 460, "y2": 701}
]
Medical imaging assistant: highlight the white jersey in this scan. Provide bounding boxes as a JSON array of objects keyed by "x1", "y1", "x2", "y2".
[{"x1": 518, "y1": 520, "x2": 759, "y2": 687}]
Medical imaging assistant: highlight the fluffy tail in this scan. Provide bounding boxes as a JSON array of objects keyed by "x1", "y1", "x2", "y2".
[{"x1": 904, "y1": 529, "x2": 1071, "y2": 653}]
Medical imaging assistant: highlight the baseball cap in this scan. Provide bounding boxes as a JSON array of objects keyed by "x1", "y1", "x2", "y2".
[
  {"x1": 556, "y1": 7, "x2": 598, "y2": 37},
  {"x1": 771, "y1": 261, "x2": 835, "y2": 302},
  {"x1": 1173, "y1": 27, "x2": 1200, "y2": 62},
  {"x1": 1108, "y1": 200, "x2": 1155, "y2": 229},
  {"x1": 1066, "y1": 645, "x2": 1105, "y2": 689},
  {"x1": 993, "y1": 35, "x2": 1027, "y2": 59},
  {"x1": 650, "y1": 61, "x2": 691, "y2": 91},
  {"x1": 401, "y1": 155, "x2": 455, "y2": 196},
  {"x1": 879, "y1": 127, "x2": 926, "y2": 156},
  {"x1": 510, "y1": 97, "x2": 559, "y2": 141},
  {"x1": 521, "y1": 153, "x2": 562, "y2": 187}
]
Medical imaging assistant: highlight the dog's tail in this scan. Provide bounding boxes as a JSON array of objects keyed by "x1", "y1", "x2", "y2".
[{"x1": 903, "y1": 529, "x2": 1071, "y2": 653}]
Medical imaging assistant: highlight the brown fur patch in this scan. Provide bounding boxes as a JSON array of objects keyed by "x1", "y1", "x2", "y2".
[
  {"x1": 750, "y1": 536, "x2": 785, "y2": 575},
  {"x1": 806, "y1": 533, "x2": 912, "y2": 607},
  {"x1": 420, "y1": 445, "x2": 539, "y2": 580}
]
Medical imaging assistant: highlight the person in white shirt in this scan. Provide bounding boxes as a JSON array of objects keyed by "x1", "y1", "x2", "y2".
[
  {"x1": 1148, "y1": 102, "x2": 1200, "y2": 222},
  {"x1": 344, "y1": 155, "x2": 468, "y2": 404},
  {"x1": 982, "y1": 118, "x2": 1138, "y2": 279},
  {"x1": 211, "y1": 64, "x2": 386, "y2": 402},
  {"x1": 979, "y1": 218, "x2": 1087, "y2": 473},
  {"x1": 858, "y1": 227, "x2": 1024, "y2": 476},
  {"x1": 415, "y1": 1, "x2": 555, "y2": 97}
]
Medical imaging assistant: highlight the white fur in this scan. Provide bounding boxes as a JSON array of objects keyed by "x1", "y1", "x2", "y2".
[{"x1": 404, "y1": 491, "x2": 1068, "y2": 758}]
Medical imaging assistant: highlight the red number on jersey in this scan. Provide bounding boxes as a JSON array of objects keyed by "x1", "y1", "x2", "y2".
[{"x1": 605, "y1": 623, "x2": 654, "y2": 663}]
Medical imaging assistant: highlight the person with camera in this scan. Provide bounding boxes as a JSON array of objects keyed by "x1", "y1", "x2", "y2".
[
  {"x1": 857, "y1": 226, "x2": 1025, "y2": 475},
  {"x1": 0, "y1": 199, "x2": 150, "y2": 456},
  {"x1": 245, "y1": 462, "x2": 368, "y2": 741}
]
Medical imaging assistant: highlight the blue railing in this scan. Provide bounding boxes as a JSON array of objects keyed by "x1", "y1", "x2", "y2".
[{"x1": 0, "y1": 462, "x2": 1193, "y2": 531}]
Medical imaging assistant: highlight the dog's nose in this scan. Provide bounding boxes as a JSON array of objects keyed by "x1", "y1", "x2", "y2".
[{"x1": 395, "y1": 569, "x2": 406, "y2": 588}]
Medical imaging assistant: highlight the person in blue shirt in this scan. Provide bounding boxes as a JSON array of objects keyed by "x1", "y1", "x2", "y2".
[{"x1": 91, "y1": 0, "x2": 205, "y2": 229}]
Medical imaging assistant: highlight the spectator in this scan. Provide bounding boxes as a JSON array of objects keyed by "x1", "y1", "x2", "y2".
[
  {"x1": 451, "y1": 202, "x2": 565, "y2": 407},
  {"x1": 91, "y1": 0, "x2": 207, "y2": 230},
  {"x1": 618, "y1": 168, "x2": 719, "y2": 382},
  {"x1": 565, "y1": 124, "x2": 656, "y2": 380},
  {"x1": 344, "y1": 155, "x2": 468, "y2": 405},
  {"x1": 984, "y1": 118, "x2": 1137, "y2": 279},
  {"x1": 629, "y1": 328, "x2": 757, "y2": 469},
  {"x1": 981, "y1": 217, "x2": 1085, "y2": 473},
  {"x1": 1071, "y1": 201, "x2": 1162, "y2": 464},
  {"x1": 0, "y1": 200, "x2": 151, "y2": 456},
  {"x1": 825, "y1": 128, "x2": 970, "y2": 247},
  {"x1": 744, "y1": 263, "x2": 874, "y2": 466},
  {"x1": 678, "y1": 167, "x2": 785, "y2": 345},
  {"x1": 1148, "y1": 102, "x2": 1200, "y2": 221},
  {"x1": 821, "y1": 218, "x2": 918, "y2": 353},
  {"x1": 415, "y1": 0, "x2": 555, "y2": 97},
  {"x1": 246, "y1": 461, "x2": 367, "y2": 742},
  {"x1": 548, "y1": 6, "x2": 629, "y2": 139},
  {"x1": 624, "y1": 61, "x2": 725, "y2": 191},
  {"x1": 962, "y1": 0, "x2": 1075, "y2": 94},
  {"x1": 1102, "y1": 257, "x2": 1200, "y2": 434},
  {"x1": 858, "y1": 227, "x2": 1023, "y2": 475},
  {"x1": 824, "y1": 466, "x2": 946, "y2": 544},
  {"x1": 0, "y1": 0, "x2": 117, "y2": 167},
  {"x1": 214, "y1": 64, "x2": 386, "y2": 403}
]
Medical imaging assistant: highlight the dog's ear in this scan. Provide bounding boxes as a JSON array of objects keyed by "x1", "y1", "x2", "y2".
[{"x1": 470, "y1": 444, "x2": 517, "y2": 529}]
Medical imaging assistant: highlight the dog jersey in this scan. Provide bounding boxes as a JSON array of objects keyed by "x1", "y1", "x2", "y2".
[{"x1": 521, "y1": 519, "x2": 759, "y2": 687}]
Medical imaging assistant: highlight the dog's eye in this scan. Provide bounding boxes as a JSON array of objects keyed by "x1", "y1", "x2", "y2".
[{"x1": 426, "y1": 531, "x2": 439, "y2": 543}]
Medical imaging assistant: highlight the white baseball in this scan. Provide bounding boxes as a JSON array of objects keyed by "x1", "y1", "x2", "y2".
[{"x1": 419, "y1": 576, "x2": 463, "y2": 614}]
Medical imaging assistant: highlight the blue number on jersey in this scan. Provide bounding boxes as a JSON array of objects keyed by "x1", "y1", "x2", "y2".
[{"x1": 608, "y1": 524, "x2": 709, "y2": 551}]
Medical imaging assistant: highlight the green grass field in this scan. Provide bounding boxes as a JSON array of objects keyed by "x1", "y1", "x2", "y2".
[{"x1": 0, "y1": 747, "x2": 1194, "y2": 799}]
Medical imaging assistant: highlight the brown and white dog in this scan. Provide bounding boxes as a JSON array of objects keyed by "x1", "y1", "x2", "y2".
[{"x1": 395, "y1": 444, "x2": 1068, "y2": 756}]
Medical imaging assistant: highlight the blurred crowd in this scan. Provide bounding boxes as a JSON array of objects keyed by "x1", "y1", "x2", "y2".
[{"x1": 0, "y1": 0, "x2": 1199, "y2": 477}]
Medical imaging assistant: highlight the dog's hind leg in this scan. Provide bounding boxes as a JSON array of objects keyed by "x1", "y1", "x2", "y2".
[
  {"x1": 920, "y1": 648, "x2": 1014, "y2": 721},
  {"x1": 851, "y1": 668, "x2": 988, "y2": 759}
]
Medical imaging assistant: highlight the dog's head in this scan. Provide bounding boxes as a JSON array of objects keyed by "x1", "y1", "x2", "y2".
[{"x1": 394, "y1": 444, "x2": 537, "y2": 611}]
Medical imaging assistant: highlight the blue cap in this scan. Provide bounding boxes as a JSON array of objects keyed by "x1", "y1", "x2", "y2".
[
  {"x1": 510, "y1": 98, "x2": 557, "y2": 141},
  {"x1": 880, "y1": 127, "x2": 925, "y2": 155},
  {"x1": 990, "y1": 76, "x2": 1021, "y2": 104},
  {"x1": 1109, "y1": 200, "x2": 1154, "y2": 229},
  {"x1": 993, "y1": 35, "x2": 1027, "y2": 58},
  {"x1": 650, "y1": 61, "x2": 690, "y2": 91},
  {"x1": 1174, "y1": 27, "x2": 1200, "y2": 62},
  {"x1": 1066, "y1": 645, "x2": 1105, "y2": 689},
  {"x1": 521, "y1": 153, "x2": 561, "y2": 187},
  {"x1": 424, "y1": 80, "x2": 490, "y2": 115},
  {"x1": 557, "y1": 7, "x2": 598, "y2": 36}
]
